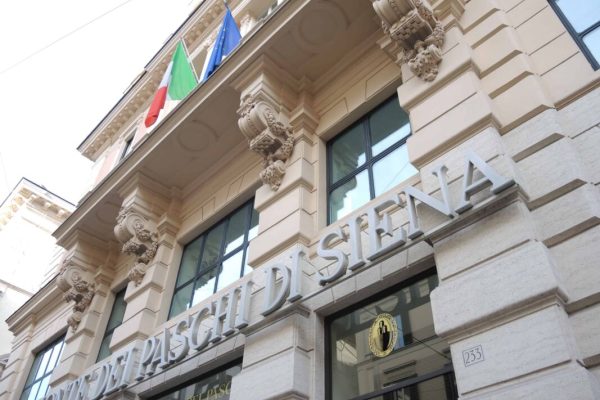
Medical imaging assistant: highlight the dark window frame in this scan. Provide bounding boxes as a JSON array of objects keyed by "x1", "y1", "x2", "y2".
[
  {"x1": 20, "y1": 336, "x2": 65, "y2": 400},
  {"x1": 148, "y1": 358, "x2": 243, "y2": 400},
  {"x1": 548, "y1": 0, "x2": 600, "y2": 70},
  {"x1": 324, "y1": 268, "x2": 457, "y2": 400},
  {"x1": 168, "y1": 199, "x2": 257, "y2": 320},
  {"x1": 326, "y1": 95, "x2": 413, "y2": 224},
  {"x1": 96, "y1": 288, "x2": 127, "y2": 362},
  {"x1": 120, "y1": 136, "x2": 134, "y2": 160}
]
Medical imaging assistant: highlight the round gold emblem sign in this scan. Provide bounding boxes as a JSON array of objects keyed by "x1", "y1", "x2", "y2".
[{"x1": 368, "y1": 313, "x2": 398, "y2": 358}]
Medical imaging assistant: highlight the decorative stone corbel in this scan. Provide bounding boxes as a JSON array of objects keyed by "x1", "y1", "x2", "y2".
[
  {"x1": 114, "y1": 209, "x2": 159, "y2": 285},
  {"x1": 372, "y1": 0, "x2": 445, "y2": 81},
  {"x1": 57, "y1": 257, "x2": 96, "y2": 332},
  {"x1": 237, "y1": 93, "x2": 294, "y2": 191}
]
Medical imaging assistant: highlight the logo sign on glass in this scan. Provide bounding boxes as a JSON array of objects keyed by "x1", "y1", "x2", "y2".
[{"x1": 368, "y1": 313, "x2": 398, "y2": 357}]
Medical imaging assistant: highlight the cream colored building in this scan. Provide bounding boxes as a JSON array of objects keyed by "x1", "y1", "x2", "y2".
[
  {"x1": 2, "y1": 0, "x2": 600, "y2": 399},
  {"x1": 0, "y1": 178, "x2": 73, "y2": 355}
]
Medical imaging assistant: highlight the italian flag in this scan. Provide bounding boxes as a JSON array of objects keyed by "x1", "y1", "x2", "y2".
[{"x1": 145, "y1": 41, "x2": 197, "y2": 128}]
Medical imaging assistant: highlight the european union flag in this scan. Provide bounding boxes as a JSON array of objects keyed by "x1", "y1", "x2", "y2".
[{"x1": 202, "y1": 6, "x2": 241, "y2": 81}]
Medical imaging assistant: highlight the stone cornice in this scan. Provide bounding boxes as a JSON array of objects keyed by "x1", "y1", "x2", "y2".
[{"x1": 0, "y1": 178, "x2": 74, "y2": 231}]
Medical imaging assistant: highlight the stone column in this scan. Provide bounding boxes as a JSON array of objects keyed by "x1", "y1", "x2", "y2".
[
  {"x1": 229, "y1": 309, "x2": 314, "y2": 400},
  {"x1": 232, "y1": 56, "x2": 319, "y2": 267},
  {"x1": 110, "y1": 173, "x2": 180, "y2": 348},
  {"x1": 423, "y1": 135, "x2": 600, "y2": 397},
  {"x1": 52, "y1": 232, "x2": 113, "y2": 385}
]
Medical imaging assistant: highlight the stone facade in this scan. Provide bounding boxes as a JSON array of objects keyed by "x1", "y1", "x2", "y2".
[{"x1": 2, "y1": 0, "x2": 600, "y2": 399}]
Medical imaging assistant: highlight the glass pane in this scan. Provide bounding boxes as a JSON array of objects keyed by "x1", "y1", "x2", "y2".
[
  {"x1": 217, "y1": 251, "x2": 244, "y2": 291},
  {"x1": 191, "y1": 269, "x2": 218, "y2": 305},
  {"x1": 330, "y1": 124, "x2": 367, "y2": 183},
  {"x1": 154, "y1": 362, "x2": 241, "y2": 400},
  {"x1": 106, "y1": 290, "x2": 127, "y2": 332},
  {"x1": 242, "y1": 250, "x2": 251, "y2": 276},
  {"x1": 26, "y1": 382, "x2": 41, "y2": 400},
  {"x1": 329, "y1": 169, "x2": 370, "y2": 222},
  {"x1": 224, "y1": 208, "x2": 247, "y2": 254},
  {"x1": 45, "y1": 342, "x2": 62, "y2": 373},
  {"x1": 34, "y1": 349, "x2": 52, "y2": 380},
  {"x1": 373, "y1": 146, "x2": 418, "y2": 196},
  {"x1": 583, "y1": 27, "x2": 600, "y2": 64},
  {"x1": 556, "y1": 0, "x2": 600, "y2": 32},
  {"x1": 36, "y1": 375, "x2": 51, "y2": 399},
  {"x1": 370, "y1": 98, "x2": 411, "y2": 156},
  {"x1": 24, "y1": 353, "x2": 43, "y2": 386},
  {"x1": 177, "y1": 236, "x2": 203, "y2": 286},
  {"x1": 199, "y1": 223, "x2": 225, "y2": 272},
  {"x1": 329, "y1": 275, "x2": 452, "y2": 400},
  {"x1": 97, "y1": 334, "x2": 113, "y2": 362},
  {"x1": 170, "y1": 281, "x2": 194, "y2": 318},
  {"x1": 248, "y1": 207, "x2": 259, "y2": 241}
]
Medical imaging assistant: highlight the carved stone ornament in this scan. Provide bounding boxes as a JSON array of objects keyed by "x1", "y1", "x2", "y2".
[
  {"x1": 114, "y1": 210, "x2": 159, "y2": 285},
  {"x1": 237, "y1": 94, "x2": 294, "y2": 190},
  {"x1": 372, "y1": 0, "x2": 445, "y2": 81},
  {"x1": 57, "y1": 257, "x2": 96, "y2": 332}
]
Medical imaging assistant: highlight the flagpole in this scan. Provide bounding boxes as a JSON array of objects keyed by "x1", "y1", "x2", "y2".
[{"x1": 181, "y1": 39, "x2": 199, "y2": 83}]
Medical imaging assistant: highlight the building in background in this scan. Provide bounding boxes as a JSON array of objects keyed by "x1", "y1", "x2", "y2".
[
  {"x1": 0, "y1": 178, "x2": 73, "y2": 355},
  {"x1": 1, "y1": 0, "x2": 600, "y2": 399}
]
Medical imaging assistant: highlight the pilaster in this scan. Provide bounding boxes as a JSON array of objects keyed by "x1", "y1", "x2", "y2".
[
  {"x1": 111, "y1": 175, "x2": 181, "y2": 349},
  {"x1": 52, "y1": 231, "x2": 113, "y2": 385},
  {"x1": 233, "y1": 57, "x2": 319, "y2": 267}
]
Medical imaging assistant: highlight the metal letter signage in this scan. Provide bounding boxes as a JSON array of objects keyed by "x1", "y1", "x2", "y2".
[{"x1": 44, "y1": 151, "x2": 514, "y2": 400}]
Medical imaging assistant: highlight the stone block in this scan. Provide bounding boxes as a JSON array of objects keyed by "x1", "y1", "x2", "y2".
[
  {"x1": 517, "y1": 137, "x2": 587, "y2": 208},
  {"x1": 570, "y1": 302, "x2": 600, "y2": 365},
  {"x1": 473, "y1": 27, "x2": 523, "y2": 76},
  {"x1": 516, "y1": 6, "x2": 565, "y2": 54},
  {"x1": 462, "y1": 363, "x2": 600, "y2": 399},
  {"x1": 543, "y1": 54, "x2": 596, "y2": 106},
  {"x1": 409, "y1": 71, "x2": 479, "y2": 131},
  {"x1": 503, "y1": 108, "x2": 564, "y2": 161},
  {"x1": 530, "y1": 32, "x2": 579, "y2": 75},
  {"x1": 243, "y1": 313, "x2": 310, "y2": 367},
  {"x1": 408, "y1": 92, "x2": 494, "y2": 167},
  {"x1": 459, "y1": 0, "x2": 499, "y2": 32},
  {"x1": 533, "y1": 184, "x2": 600, "y2": 247},
  {"x1": 551, "y1": 225, "x2": 600, "y2": 305},
  {"x1": 434, "y1": 201, "x2": 535, "y2": 280},
  {"x1": 573, "y1": 126, "x2": 600, "y2": 184},
  {"x1": 507, "y1": 0, "x2": 547, "y2": 28},
  {"x1": 558, "y1": 87, "x2": 600, "y2": 138},
  {"x1": 465, "y1": 10, "x2": 509, "y2": 48},
  {"x1": 432, "y1": 240, "x2": 563, "y2": 337},
  {"x1": 482, "y1": 54, "x2": 533, "y2": 99},
  {"x1": 230, "y1": 348, "x2": 310, "y2": 400},
  {"x1": 452, "y1": 306, "x2": 575, "y2": 394},
  {"x1": 492, "y1": 74, "x2": 552, "y2": 131}
]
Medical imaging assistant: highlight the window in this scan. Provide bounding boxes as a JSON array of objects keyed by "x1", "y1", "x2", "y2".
[
  {"x1": 20, "y1": 337, "x2": 64, "y2": 400},
  {"x1": 152, "y1": 360, "x2": 241, "y2": 400},
  {"x1": 120, "y1": 136, "x2": 134, "y2": 160},
  {"x1": 327, "y1": 96, "x2": 417, "y2": 223},
  {"x1": 97, "y1": 289, "x2": 127, "y2": 362},
  {"x1": 549, "y1": 0, "x2": 600, "y2": 69},
  {"x1": 326, "y1": 271, "x2": 456, "y2": 400},
  {"x1": 169, "y1": 200, "x2": 259, "y2": 319}
]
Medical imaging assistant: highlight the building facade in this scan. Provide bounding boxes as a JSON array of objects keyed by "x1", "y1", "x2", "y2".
[
  {"x1": 2, "y1": 0, "x2": 600, "y2": 399},
  {"x1": 0, "y1": 178, "x2": 73, "y2": 355}
]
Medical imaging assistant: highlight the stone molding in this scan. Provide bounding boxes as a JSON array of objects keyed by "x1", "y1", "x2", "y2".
[
  {"x1": 114, "y1": 209, "x2": 159, "y2": 285},
  {"x1": 237, "y1": 93, "x2": 295, "y2": 190},
  {"x1": 371, "y1": 0, "x2": 446, "y2": 81},
  {"x1": 56, "y1": 257, "x2": 96, "y2": 332}
]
